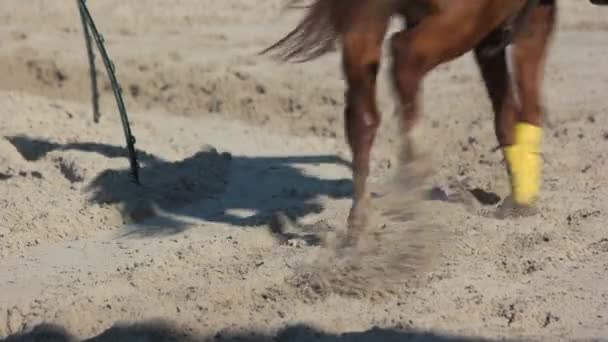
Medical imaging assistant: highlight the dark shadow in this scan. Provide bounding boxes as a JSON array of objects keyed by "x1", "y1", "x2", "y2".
[
  {"x1": 6, "y1": 135, "x2": 352, "y2": 237},
  {"x1": 3, "y1": 321, "x2": 524, "y2": 342},
  {"x1": 6, "y1": 135, "x2": 163, "y2": 164},
  {"x1": 468, "y1": 188, "x2": 501, "y2": 206}
]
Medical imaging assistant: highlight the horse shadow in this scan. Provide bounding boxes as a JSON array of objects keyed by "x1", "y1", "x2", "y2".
[
  {"x1": 3, "y1": 321, "x2": 518, "y2": 342},
  {"x1": 5, "y1": 135, "x2": 353, "y2": 237}
]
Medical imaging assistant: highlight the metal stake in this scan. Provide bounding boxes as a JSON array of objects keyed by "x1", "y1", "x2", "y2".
[{"x1": 78, "y1": 0, "x2": 140, "y2": 184}]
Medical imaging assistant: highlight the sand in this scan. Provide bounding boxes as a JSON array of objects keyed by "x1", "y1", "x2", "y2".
[{"x1": 1, "y1": 1, "x2": 608, "y2": 341}]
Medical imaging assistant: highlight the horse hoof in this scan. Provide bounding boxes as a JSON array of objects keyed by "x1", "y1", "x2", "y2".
[
  {"x1": 495, "y1": 196, "x2": 538, "y2": 219},
  {"x1": 374, "y1": 160, "x2": 433, "y2": 200}
]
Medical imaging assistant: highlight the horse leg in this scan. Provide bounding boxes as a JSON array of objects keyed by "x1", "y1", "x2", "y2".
[
  {"x1": 342, "y1": 24, "x2": 388, "y2": 245},
  {"x1": 386, "y1": 28, "x2": 434, "y2": 196},
  {"x1": 389, "y1": 8, "x2": 506, "y2": 190},
  {"x1": 502, "y1": 1, "x2": 557, "y2": 208},
  {"x1": 474, "y1": 34, "x2": 518, "y2": 155},
  {"x1": 474, "y1": 32, "x2": 523, "y2": 217}
]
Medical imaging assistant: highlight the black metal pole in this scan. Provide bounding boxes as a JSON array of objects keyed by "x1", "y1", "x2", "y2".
[
  {"x1": 78, "y1": 0, "x2": 140, "y2": 184},
  {"x1": 78, "y1": 0, "x2": 101, "y2": 123}
]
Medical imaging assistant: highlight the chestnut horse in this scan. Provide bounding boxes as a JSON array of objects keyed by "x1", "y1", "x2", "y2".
[{"x1": 263, "y1": 0, "x2": 558, "y2": 245}]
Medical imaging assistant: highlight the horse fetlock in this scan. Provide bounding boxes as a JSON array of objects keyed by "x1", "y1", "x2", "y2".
[
  {"x1": 398, "y1": 130, "x2": 434, "y2": 183},
  {"x1": 504, "y1": 122, "x2": 542, "y2": 205},
  {"x1": 348, "y1": 203, "x2": 370, "y2": 229},
  {"x1": 345, "y1": 204, "x2": 371, "y2": 248}
]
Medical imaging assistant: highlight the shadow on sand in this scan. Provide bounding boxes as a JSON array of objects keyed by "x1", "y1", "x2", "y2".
[
  {"x1": 3, "y1": 321, "x2": 517, "y2": 342},
  {"x1": 6, "y1": 135, "x2": 353, "y2": 237}
]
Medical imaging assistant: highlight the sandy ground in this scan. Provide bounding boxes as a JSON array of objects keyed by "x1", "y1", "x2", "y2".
[{"x1": 1, "y1": 1, "x2": 608, "y2": 341}]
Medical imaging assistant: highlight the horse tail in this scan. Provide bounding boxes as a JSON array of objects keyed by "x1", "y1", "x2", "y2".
[{"x1": 261, "y1": 0, "x2": 396, "y2": 63}]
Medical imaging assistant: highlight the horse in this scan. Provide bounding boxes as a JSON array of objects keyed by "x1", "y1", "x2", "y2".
[{"x1": 262, "y1": 0, "x2": 558, "y2": 246}]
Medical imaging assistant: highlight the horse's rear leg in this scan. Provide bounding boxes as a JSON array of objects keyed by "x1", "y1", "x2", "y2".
[
  {"x1": 503, "y1": 2, "x2": 557, "y2": 207},
  {"x1": 389, "y1": 10, "x2": 496, "y2": 190},
  {"x1": 342, "y1": 25, "x2": 387, "y2": 245}
]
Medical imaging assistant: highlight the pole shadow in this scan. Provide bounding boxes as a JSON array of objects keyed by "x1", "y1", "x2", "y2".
[{"x1": 6, "y1": 135, "x2": 353, "y2": 237}]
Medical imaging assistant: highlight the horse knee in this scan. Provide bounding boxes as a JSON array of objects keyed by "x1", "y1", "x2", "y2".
[
  {"x1": 345, "y1": 94, "x2": 380, "y2": 130},
  {"x1": 343, "y1": 84, "x2": 381, "y2": 154}
]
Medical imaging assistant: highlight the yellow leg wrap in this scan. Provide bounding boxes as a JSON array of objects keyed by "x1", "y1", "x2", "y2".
[{"x1": 504, "y1": 122, "x2": 542, "y2": 205}]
